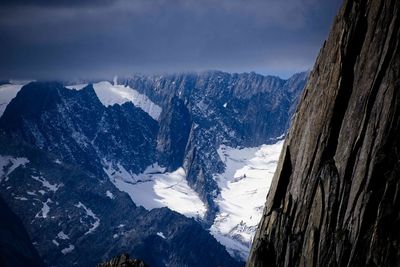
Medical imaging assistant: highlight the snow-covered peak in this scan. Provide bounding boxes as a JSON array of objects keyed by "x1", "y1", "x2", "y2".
[{"x1": 67, "y1": 81, "x2": 162, "y2": 121}]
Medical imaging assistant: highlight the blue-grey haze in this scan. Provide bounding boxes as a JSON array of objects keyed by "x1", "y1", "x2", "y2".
[{"x1": 0, "y1": 0, "x2": 342, "y2": 80}]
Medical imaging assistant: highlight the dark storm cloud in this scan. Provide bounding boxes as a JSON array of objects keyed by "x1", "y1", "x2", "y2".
[
  {"x1": 0, "y1": 0, "x2": 114, "y2": 8},
  {"x1": 0, "y1": 0, "x2": 342, "y2": 80}
]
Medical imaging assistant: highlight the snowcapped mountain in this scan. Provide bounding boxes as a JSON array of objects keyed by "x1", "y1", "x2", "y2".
[
  {"x1": 0, "y1": 83, "x2": 240, "y2": 267},
  {"x1": 0, "y1": 70, "x2": 307, "y2": 266},
  {"x1": 66, "y1": 78, "x2": 162, "y2": 121}
]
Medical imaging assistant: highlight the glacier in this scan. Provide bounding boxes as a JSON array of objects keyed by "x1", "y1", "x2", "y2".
[
  {"x1": 210, "y1": 140, "x2": 284, "y2": 260},
  {"x1": 103, "y1": 162, "x2": 207, "y2": 219}
]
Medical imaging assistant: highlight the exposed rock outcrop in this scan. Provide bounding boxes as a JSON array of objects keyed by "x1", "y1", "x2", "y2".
[
  {"x1": 0, "y1": 196, "x2": 44, "y2": 267},
  {"x1": 248, "y1": 0, "x2": 400, "y2": 266},
  {"x1": 157, "y1": 96, "x2": 192, "y2": 171},
  {"x1": 97, "y1": 253, "x2": 148, "y2": 267}
]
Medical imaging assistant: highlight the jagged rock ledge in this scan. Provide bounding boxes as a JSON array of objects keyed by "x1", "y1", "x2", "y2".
[{"x1": 97, "y1": 253, "x2": 148, "y2": 267}]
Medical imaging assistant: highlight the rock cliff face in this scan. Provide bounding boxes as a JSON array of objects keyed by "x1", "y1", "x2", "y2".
[
  {"x1": 0, "y1": 196, "x2": 44, "y2": 267},
  {"x1": 248, "y1": 0, "x2": 400, "y2": 266},
  {"x1": 97, "y1": 254, "x2": 148, "y2": 267}
]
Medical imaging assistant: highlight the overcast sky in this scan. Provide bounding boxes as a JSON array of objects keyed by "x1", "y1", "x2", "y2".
[{"x1": 0, "y1": 0, "x2": 342, "y2": 80}]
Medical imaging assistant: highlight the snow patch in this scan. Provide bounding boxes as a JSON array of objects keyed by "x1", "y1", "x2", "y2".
[
  {"x1": 93, "y1": 81, "x2": 162, "y2": 120},
  {"x1": 66, "y1": 81, "x2": 162, "y2": 120},
  {"x1": 210, "y1": 140, "x2": 284, "y2": 260},
  {"x1": 57, "y1": 231, "x2": 69, "y2": 240},
  {"x1": 157, "y1": 232, "x2": 166, "y2": 239},
  {"x1": 65, "y1": 84, "x2": 88, "y2": 90},
  {"x1": 104, "y1": 162, "x2": 207, "y2": 219},
  {"x1": 75, "y1": 202, "x2": 100, "y2": 235},
  {"x1": 35, "y1": 198, "x2": 52, "y2": 219},
  {"x1": 0, "y1": 156, "x2": 29, "y2": 182},
  {"x1": 106, "y1": 190, "x2": 115, "y2": 199},
  {"x1": 31, "y1": 175, "x2": 62, "y2": 192},
  {"x1": 61, "y1": 244, "x2": 75, "y2": 255},
  {"x1": 14, "y1": 196, "x2": 28, "y2": 201},
  {"x1": 0, "y1": 83, "x2": 24, "y2": 117}
]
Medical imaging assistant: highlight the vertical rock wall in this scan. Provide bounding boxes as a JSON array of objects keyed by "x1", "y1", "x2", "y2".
[{"x1": 248, "y1": 0, "x2": 400, "y2": 266}]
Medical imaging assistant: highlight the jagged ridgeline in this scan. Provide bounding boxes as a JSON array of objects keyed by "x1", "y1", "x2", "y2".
[
  {"x1": 0, "y1": 71, "x2": 307, "y2": 266},
  {"x1": 248, "y1": 0, "x2": 400, "y2": 266}
]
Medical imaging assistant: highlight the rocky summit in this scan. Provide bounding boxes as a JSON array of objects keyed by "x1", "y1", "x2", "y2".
[{"x1": 248, "y1": 0, "x2": 400, "y2": 266}]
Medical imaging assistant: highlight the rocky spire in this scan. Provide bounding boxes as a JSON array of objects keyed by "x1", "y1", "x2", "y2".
[{"x1": 247, "y1": 0, "x2": 400, "y2": 266}]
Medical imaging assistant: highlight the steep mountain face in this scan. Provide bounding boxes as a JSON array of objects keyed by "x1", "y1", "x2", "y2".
[
  {"x1": 0, "y1": 83, "x2": 241, "y2": 267},
  {"x1": 123, "y1": 71, "x2": 307, "y2": 257},
  {"x1": 0, "y1": 82, "x2": 158, "y2": 176},
  {"x1": 0, "y1": 196, "x2": 44, "y2": 267},
  {"x1": 0, "y1": 70, "x2": 307, "y2": 265},
  {"x1": 157, "y1": 96, "x2": 192, "y2": 171},
  {"x1": 248, "y1": 0, "x2": 400, "y2": 266},
  {"x1": 124, "y1": 71, "x2": 307, "y2": 220}
]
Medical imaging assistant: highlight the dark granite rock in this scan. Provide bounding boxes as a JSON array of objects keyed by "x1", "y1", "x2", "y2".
[
  {"x1": 248, "y1": 0, "x2": 400, "y2": 266},
  {"x1": 0, "y1": 82, "x2": 158, "y2": 176},
  {"x1": 97, "y1": 253, "x2": 148, "y2": 267},
  {"x1": 157, "y1": 96, "x2": 192, "y2": 171},
  {"x1": 0, "y1": 196, "x2": 45, "y2": 267}
]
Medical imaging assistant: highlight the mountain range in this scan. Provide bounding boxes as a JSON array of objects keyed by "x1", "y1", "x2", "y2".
[{"x1": 0, "y1": 70, "x2": 307, "y2": 266}]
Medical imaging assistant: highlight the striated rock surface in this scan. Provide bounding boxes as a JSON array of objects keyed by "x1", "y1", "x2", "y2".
[
  {"x1": 157, "y1": 96, "x2": 192, "y2": 171},
  {"x1": 248, "y1": 0, "x2": 400, "y2": 266}
]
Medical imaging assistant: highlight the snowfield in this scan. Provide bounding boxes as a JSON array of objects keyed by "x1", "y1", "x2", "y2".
[
  {"x1": 31, "y1": 175, "x2": 62, "y2": 192},
  {"x1": 210, "y1": 140, "x2": 284, "y2": 260},
  {"x1": 104, "y1": 162, "x2": 207, "y2": 219},
  {"x1": 61, "y1": 244, "x2": 75, "y2": 255},
  {"x1": 67, "y1": 79, "x2": 162, "y2": 121},
  {"x1": 0, "y1": 155, "x2": 29, "y2": 182},
  {"x1": 0, "y1": 83, "x2": 25, "y2": 117}
]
